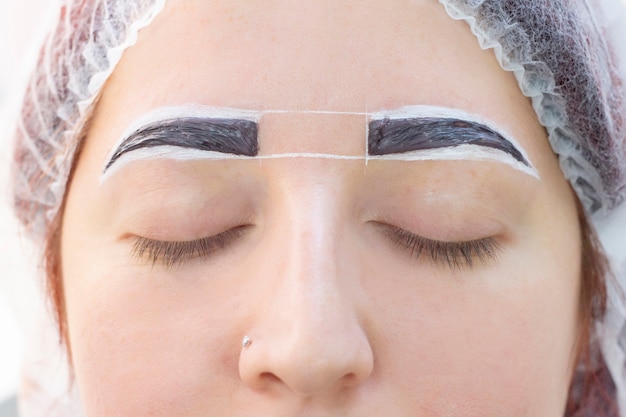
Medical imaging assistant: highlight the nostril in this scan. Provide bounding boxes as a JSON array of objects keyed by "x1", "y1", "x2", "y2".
[
  {"x1": 341, "y1": 372, "x2": 359, "y2": 388},
  {"x1": 259, "y1": 372, "x2": 282, "y2": 386}
]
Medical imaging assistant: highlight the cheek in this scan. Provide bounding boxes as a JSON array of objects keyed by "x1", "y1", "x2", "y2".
[
  {"x1": 362, "y1": 236, "x2": 580, "y2": 415},
  {"x1": 62, "y1": 254, "x2": 246, "y2": 416}
]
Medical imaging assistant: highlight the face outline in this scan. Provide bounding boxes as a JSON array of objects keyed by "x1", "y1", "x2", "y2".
[{"x1": 60, "y1": 0, "x2": 582, "y2": 416}]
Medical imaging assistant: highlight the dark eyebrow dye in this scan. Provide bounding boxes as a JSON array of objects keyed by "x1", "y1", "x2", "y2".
[
  {"x1": 105, "y1": 118, "x2": 259, "y2": 172},
  {"x1": 368, "y1": 117, "x2": 529, "y2": 166}
]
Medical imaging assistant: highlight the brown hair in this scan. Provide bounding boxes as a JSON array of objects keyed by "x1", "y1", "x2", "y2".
[
  {"x1": 40, "y1": 102, "x2": 97, "y2": 366},
  {"x1": 564, "y1": 197, "x2": 619, "y2": 416}
]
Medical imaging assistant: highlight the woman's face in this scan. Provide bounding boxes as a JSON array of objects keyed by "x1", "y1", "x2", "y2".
[{"x1": 61, "y1": 0, "x2": 582, "y2": 415}]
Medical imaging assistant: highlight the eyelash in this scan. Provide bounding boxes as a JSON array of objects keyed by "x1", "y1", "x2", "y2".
[
  {"x1": 131, "y1": 226, "x2": 250, "y2": 268},
  {"x1": 132, "y1": 224, "x2": 500, "y2": 270},
  {"x1": 381, "y1": 224, "x2": 501, "y2": 269}
]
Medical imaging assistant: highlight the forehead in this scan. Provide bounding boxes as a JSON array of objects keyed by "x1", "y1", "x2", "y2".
[{"x1": 103, "y1": 0, "x2": 524, "y2": 111}]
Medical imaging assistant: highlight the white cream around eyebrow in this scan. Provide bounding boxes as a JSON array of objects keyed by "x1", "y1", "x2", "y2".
[
  {"x1": 367, "y1": 105, "x2": 539, "y2": 178},
  {"x1": 104, "y1": 104, "x2": 261, "y2": 162},
  {"x1": 370, "y1": 105, "x2": 535, "y2": 163},
  {"x1": 369, "y1": 145, "x2": 538, "y2": 178},
  {"x1": 100, "y1": 104, "x2": 540, "y2": 184}
]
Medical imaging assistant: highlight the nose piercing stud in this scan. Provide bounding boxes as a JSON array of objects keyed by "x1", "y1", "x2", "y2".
[{"x1": 242, "y1": 335, "x2": 252, "y2": 348}]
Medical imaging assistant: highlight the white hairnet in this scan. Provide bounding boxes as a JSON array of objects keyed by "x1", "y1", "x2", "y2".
[
  {"x1": 439, "y1": 0, "x2": 626, "y2": 217},
  {"x1": 11, "y1": 0, "x2": 166, "y2": 237},
  {"x1": 7, "y1": 0, "x2": 626, "y2": 415}
]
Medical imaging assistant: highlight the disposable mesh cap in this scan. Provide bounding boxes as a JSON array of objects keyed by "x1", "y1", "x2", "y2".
[{"x1": 7, "y1": 0, "x2": 626, "y2": 416}]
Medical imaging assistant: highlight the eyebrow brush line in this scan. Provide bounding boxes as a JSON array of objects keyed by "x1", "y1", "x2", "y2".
[
  {"x1": 368, "y1": 117, "x2": 528, "y2": 164},
  {"x1": 102, "y1": 105, "x2": 261, "y2": 168},
  {"x1": 369, "y1": 105, "x2": 535, "y2": 164},
  {"x1": 104, "y1": 117, "x2": 259, "y2": 172},
  {"x1": 367, "y1": 106, "x2": 539, "y2": 178}
]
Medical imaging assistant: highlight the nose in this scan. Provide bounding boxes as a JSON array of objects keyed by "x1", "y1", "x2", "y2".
[{"x1": 238, "y1": 184, "x2": 374, "y2": 396}]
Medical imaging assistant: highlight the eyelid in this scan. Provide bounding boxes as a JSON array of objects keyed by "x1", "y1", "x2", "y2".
[
  {"x1": 131, "y1": 225, "x2": 251, "y2": 268},
  {"x1": 377, "y1": 223, "x2": 502, "y2": 269}
]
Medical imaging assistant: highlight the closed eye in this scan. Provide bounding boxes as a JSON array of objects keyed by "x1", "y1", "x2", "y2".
[
  {"x1": 377, "y1": 223, "x2": 501, "y2": 269},
  {"x1": 131, "y1": 225, "x2": 251, "y2": 268}
]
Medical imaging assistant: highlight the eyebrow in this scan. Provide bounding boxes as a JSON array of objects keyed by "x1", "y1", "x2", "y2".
[
  {"x1": 101, "y1": 105, "x2": 538, "y2": 182},
  {"x1": 367, "y1": 117, "x2": 530, "y2": 167},
  {"x1": 104, "y1": 117, "x2": 258, "y2": 172}
]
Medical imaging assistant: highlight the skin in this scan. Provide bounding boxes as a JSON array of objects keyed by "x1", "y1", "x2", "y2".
[{"x1": 60, "y1": 0, "x2": 582, "y2": 416}]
